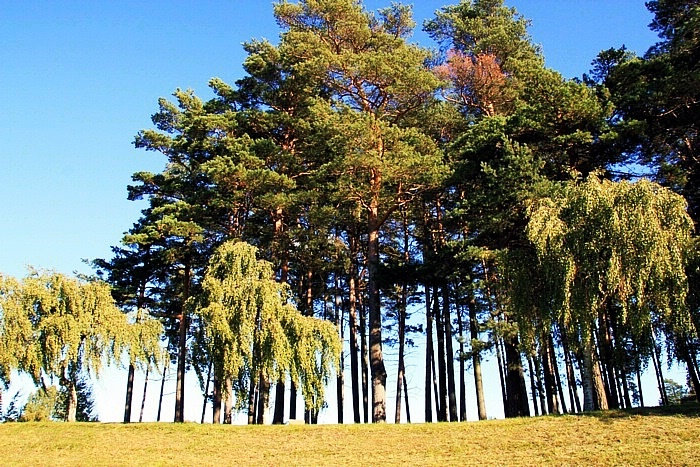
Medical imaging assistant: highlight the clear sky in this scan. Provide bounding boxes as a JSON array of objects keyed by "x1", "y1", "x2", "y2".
[{"x1": 1, "y1": 1, "x2": 666, "y2": 422}]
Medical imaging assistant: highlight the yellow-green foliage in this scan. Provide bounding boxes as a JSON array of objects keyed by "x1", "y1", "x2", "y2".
[
  {"x1": 18, "y1": 387, "x2": 60, "y2": 422},
  {"x1": 0, "y1": 271, "x2": 163, "y2": 387},
  {"x1": 526, "y1": 176, "x2": 694, "y2": 337},
  {"x1": 194, "y1": 241, "x2": 341, "y2": 411}
]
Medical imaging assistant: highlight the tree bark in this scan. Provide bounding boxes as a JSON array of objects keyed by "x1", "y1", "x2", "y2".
[
  {"x1": 223, "y1": 377, "x2": 233, "y2": 424},
  {"x1": 257, "y1": 376, "x2": 270, "y2": 424},
  {"x1": 549, "y1": 335, "x2": 568, "y2": 415},
  {"x1": 367, "y1": 211, "x2": 387, "y2": 422},
  {"x1": 527, "y1": 356, "x2": 540, "y2": 416},
  {"x1": 289, "y1": 381, "x2": 298, "y2": 420},
  {"x1": 139, "y1": 367, "x2": 149, "y2": 423},
  {"x1": 424, "y1": 285, "x2": 434, "y2": 423},
  {"x1": 66, "y1": 378, "x2": 77, "y2": 423},
  {"x1": 174, "y1": 261, "x2": 191, "y2": 423},
  {"x1": 360, "y1": 282, "x2": 369, "y2": 423},
  {"x1": 273, "y1": 379, "x2": 286, "y2": 424},
  {"x1": 157, "y1": 359, "x2": 168, "y2": 422},
  {"x1": 212, "y1": 374, "x2": 221, "y2": 424},
  {"x1": 443, "y1": 286, "x2": 458, "y2": 422},
  {"x1": 495, "y1": 336, "x2": 508, "y2": 414},
  {"x1": 468, "y1": 299, "x2": 486, "y2": 420},
  {"x1": 458, "y1": 302, "x2": 467, "y2": 422},
  {"x1": 201, "y1": 362, "x2": 211, "y2": 424},
  {"x1": 434, "y1": 285, "x2": 447, "y2": 422},
  {"x1": 348, "y1": 240, "x2": 361, "y2": 423},
  {"x1": 124, "y1": 363, "x2": 135, "y2": 423},
  {"x1": 504, "y1": 335, "x2": 530, "y2": 417}
]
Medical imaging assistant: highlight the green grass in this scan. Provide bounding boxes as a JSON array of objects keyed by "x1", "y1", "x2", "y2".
[{"x1": 1, "y1": 404, "x2": 698, "y2": 465}]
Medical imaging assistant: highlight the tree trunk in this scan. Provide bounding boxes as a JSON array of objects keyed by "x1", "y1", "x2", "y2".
[
  {"x1": 248, "y1": 377, "x2": 257, "y2": 424},
  {"x1": 139, "y1": 367, "x2": 149, "y2": 422},
  {"x1": 174, "y1": 261, "x2": 191, "y2": 423},
  {"x1": 223, "y1": 377, "x2": 233, "y2": 424},
  {"x1": 201, "y1": 362, "x2": 211, "y2": 424},
  {"x1": 289, "y1": 381, "x2": 298, "y2": 420},
  {"x1": 679, "y1": 337, "x2": 700, "y2": 400},
  {"x1": 348, "y1": 244, "x2": 361, "y2": 423},
  {"x1": 335, "y1": 274, "x2": 344, "y2": 424},
  {"x1": 533, "y1": 353, "x2": 547, "y2": 415},
  {"x1": 549, "y1": 335, "x2": 568, "y2": 415},
  {"x1": 562, "y1": 331, "x2": 581, "y2": 413},
  {"x1": 468, "y1": 300, "x2": 486, "y2": 420},
  {"x1": 504, "y1": 335, "x2": 530, "y2": 417},
  {"x1": 527, "y1": 356, "x2": 540, "y2": 416},
  {"x1": 257, "y1": 376, "x2": 270, "y2": 424},
  {"x1": 360, "y1": 283, "x2": 369, "y2": 423},
  {"x1": 367, "y1": 212, "x2": 387, "y2": 422},
  {"x1": 213, "y1": 375, "x2": 221, "y2": 424},
  {"x1": 650, "y1": 327, "x2": 668, "y2": 405},
  {"x1": 495, "y1": 336, "x2": 508, "y2": 414},
  {"x1": 582, "y1": 331, "x2": 608, "y2": 411},
  {"x1": 273, "y1": 379, "x2": 286, "y2": 424},
  {"x1": 541, "y1": 335, "x2": 559, "y2": 415},
  {"x1": 443, "y1": 286, "x2": 458, "y2": 422},
  {"x1": 157, "y1": 359, "x2": 168, "y2": 422},
  {"x1": 394, "y1": 281, "x2": 407, "y2": 424},
  {"x1": 434, "y1": 285, "x2": 447, "y2": 422},
  {"x1": 458, "y1": 303, "x2": 467, "y2": 422},
  {"x1": 124, "y1": 363, "x2": 135, "y2": 423},
  {"x1": 424, "y1": 285, "x2": 434, "y2": 423},
  {"x1": 403, "y1": 371, "x2": 411, "y2": 423},
  {"x1": 635, "y1": 353, "x2": 645, "y2": 408},
  {"x1": 66, "y1": 379, "x2": 78, "y2": 423}
]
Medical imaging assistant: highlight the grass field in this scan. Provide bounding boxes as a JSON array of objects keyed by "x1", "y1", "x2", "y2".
[{"x1": 1, "y1": 404, "x2": 698, "y2": 465}]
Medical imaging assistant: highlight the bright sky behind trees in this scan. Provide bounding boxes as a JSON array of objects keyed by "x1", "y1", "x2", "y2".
[{"x1": 1, "y1": 1, "x2": 662, "y2": 422}]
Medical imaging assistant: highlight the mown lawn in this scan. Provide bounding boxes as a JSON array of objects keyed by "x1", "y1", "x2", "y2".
[{"x1": 1, "y1": 404, "x2": 698, "y2": 465}]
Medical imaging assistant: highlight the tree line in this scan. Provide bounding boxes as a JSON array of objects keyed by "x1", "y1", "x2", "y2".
[{"x1": 1, "y1": 0, "x2": 698, "y2": 423}]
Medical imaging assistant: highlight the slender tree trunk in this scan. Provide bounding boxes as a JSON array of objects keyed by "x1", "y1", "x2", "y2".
[
  {"x1": 650, "y1": 326, "x2": 668, "y2": 405},
  {"x1": 599, "y1": 313, "x2": 619, "y2": 409},
  {"x1": 550, "y1": 337, "x2": 568, "y2": 415},
  {"x1": 424, "y1": 285, "x2": 434, "y2": 423},
  {"x1": 620, "y1": 368, "x2": 632, "y2": 409},
  {"x1": 335, "y1": 275, "x2": 344, "y2": 424},
  {"x1": 248, "y1": 376, "x2": 257, "y2": 424},
  {"x1": 458, "y1": 302, "x2": 467, "y2": 422},
  {"x1": 157, "y1": 359, "x2": 168, "y2": 422},
  {"x1": 213, "y1": 374, "x2": 221, "y2": 424},
  {"x1": 561, "y1": 330, "x2": 581, "y2": 413},
  {"x1": 582, "y1": 330, "x2": 608, "y2": 411},
  {"x1": 541, "y1": 335, "x2": 559, "y2": 415},
  {"x1": 533, "y1": 353, "x2": 547, "y2": 415},
  {"x1": 403, "y1": 372, "x2": 411, "y2": 423},
  {"x1": 348, "y1": 241, "x2": 361, "y2": 423},
  {"x1": 434, "y1": 285, "x2": 447, "y2": 422},
  {"x1": 289, "y1": 381, "x2": 297, "y2": 420},
  {"x1": 174, "y1": 261, "x2": 191, "y2": 423},
  {"x1": 273, "y1": 380, "x2": 286, "y2": 425},
  {"x1": 124, "y1": 363, "x2": 135, "y2": 423},
  {"x1": 443, "y1": 286, "x2": 458, "y2": 422},
  {"x1": 223, "y1": 377, "x2": 233, "y2": 424},
  {"x1": 139, "y1": 367, "x2": 149, "y2": 423},
  {"x1": 395, "y1": 214, "x2": 409, "y2": 424},
  {"x1": 201, "y1": 361, "x2": 211, "y2": 424},
  {"x1": 679, "y1": 337, "x2": 700, "y2": 400},
  {"x1": 468, "y1": 299, "x2": 486, "y2": 420},
  {"x1": 360, "y1": 287, "x2": 369, "y2": 423},
  {"x1": 635, "y1": 353, "x2": 645, "y2": 408},
  {"x1": 527, "y1": 356, "x2": 540, "y2": 416},
  {"x1": 495, "y1": 336, "x2": 508, "y2": 414},
  {"x1": 257, "y1": 376, "x2": 270, "y2": 424}
]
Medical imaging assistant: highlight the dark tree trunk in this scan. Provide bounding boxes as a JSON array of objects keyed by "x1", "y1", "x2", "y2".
[
  {"x1": 124, "y1": 363, "x2": 135, "y2": 423},
  {"x1": 679, "y1": 337, "x2": 700, "y2": 400},
  {"x1": 527, "y1": 356, "x2": 540, "y2": 416},
  {"x1": 336, "y1": 275, "x2": 344, "y2": 424},
  {"x1": 562, "y1": 330, "x2": 581, "y2": 413},
  {"x1": 443, "y1": 286, "x2": 457, "y2": 422},
  {"x1": 360, "y1": 288, "x2": 369, "y2": 423},
  {"x1": 289, "y1": 381, "x2": 298, "y2": 420},
  {"x1": 174, "y1": 261, "x2": 191, "y2": 423},
  {"x1": 549, "y1": 335, "x2": 568, "y2": 415},
  {"x1": 257, "y1": 376, "x2": 270, "y2": 424},
  {"x1": 248, "y1": 377, "x2": 257, "y2": 425},
  {"x1": 504, "y1": 335, "x2": 530, "y2": 417},
  {"x1": 139, "y1": 367, "x2": 149, "y2": 422},
  {"x1": 541, "y1": 335, "x2": 559, "y2": 415},
  {"x1": 458, "y1": 303, "x2": 467, "y2": 422},
  {"x1": 403, "y1": 371, "x2": 411, "y2": 423},
  {"x1": 348, "y1": 241, "x2": 361, "y2": 423},
  {"x1": 201, "y1": 362, "x2": 211, "y2": 424},
  {"x1": 533, "y1": 353, "x2": 547, "y2": 415},
  {"x1": 424, "y1": 285, "x2": 434, "y2": 423},
  {"x1": 157, "y1": 359, "x2": 168, "y2": 422},
  {"x1": 273, "y1": 379, "x2": 286, "y2": 424},
  {"x1": 434, "y1": 285, "x2": 447, "y2": 422},
  {"x1": 495, "y1": 336, "x2": 508, "y2": 414},
  {"x1": 212, "y1": 374, "x2": 221, "y2": 424}
]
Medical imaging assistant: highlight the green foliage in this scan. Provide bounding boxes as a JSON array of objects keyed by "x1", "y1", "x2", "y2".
[
  {"x1": 663, "y1": 378, "x2": 690, "y2": 405},
  {"x1": 526, "y1": 176, "x2": 694, "y2": 338},
  {"x1": 194, "y1": 240, "x2": 341, "y2": 412},
  {"x1": 19, "y1": 387, "x2": 60, "y2": 422}
]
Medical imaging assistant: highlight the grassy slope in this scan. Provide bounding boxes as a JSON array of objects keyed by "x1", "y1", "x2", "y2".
[{"x1": 1, "y1": 404, "x2": 698, "y2": 465}]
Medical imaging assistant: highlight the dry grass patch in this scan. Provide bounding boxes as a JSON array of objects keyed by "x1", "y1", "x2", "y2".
[{"x1": 1, "y1": 404, "x2": 698, "y2": 465}]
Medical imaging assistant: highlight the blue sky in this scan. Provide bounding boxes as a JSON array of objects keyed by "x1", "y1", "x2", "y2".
[{"x1": 1, "y1": 1, "x2": 665, "y2": 422}]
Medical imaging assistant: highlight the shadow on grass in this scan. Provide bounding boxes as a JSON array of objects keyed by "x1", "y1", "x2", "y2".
[{"x1": 579, "y1": 401, "x2": 700, "y2": 421}]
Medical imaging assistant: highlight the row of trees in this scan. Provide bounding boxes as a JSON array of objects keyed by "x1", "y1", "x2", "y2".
[{"x1": 2, "y1": 0, "x2": 697, "y2": 423}]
